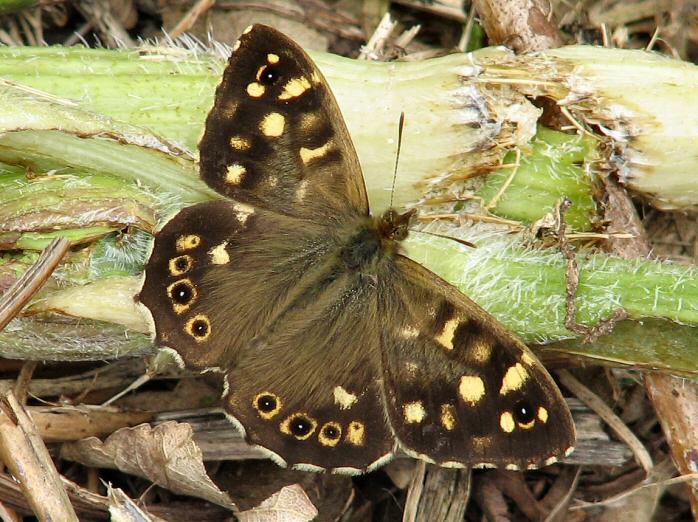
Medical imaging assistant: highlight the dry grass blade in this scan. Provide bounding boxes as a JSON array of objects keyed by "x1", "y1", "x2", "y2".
[
  {"x1": 0, "y1": 237, "x2": 70, "y2": 332},
  {"x1": 557, "y1": 370, "x2": 653, "y2": 475},
  {"x1": 0, "y1": 390, "x2": 78, "y2": 521}
]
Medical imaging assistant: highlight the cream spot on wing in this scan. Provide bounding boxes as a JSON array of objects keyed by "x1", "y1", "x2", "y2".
[
  {"x1": 267, "y1": 53, "x2": 279, "y2": 64},
  {"x1": 346, "y1": 421, "x2": 365, "y2": 446},
  {"x1": 242, "y1": 25, "x2": 253, "y2": 34},
  {"x1": 175, "y1": 234, "x2": 200, "y2": 252},
  {"x1": 221, "y1": 100, "x2": 238, "y2": 119},
  {"x1": 230, "y1": 136, "x2": 251, "y2": 150},
  {"x1": 472, "y1": 435, "x2": 493, "y2": 453},
  {"x1": 311, "y1": 71, "x2": 321, "y2": 84},
  {"x1": 434, "y1": 317, "x2": 459, "y2": 350},
  {"x1": 404, "y1": 362, "x2": 418, "y2": 376},
  {"x1": 400, "y1": 325, "x2": 419, "y2": 338},
  {"x1": 246, "y1": 82, "x2": 265, "y2": 98},
  {"x1": 209, "y1": 241, "x2": 229, "y2": 265},
  {"x1": 299, "y1": 141, "x2": 332, "y2": 164},
  {"x1": 521, "y1": 352, "x2": 536, "y2": 366},
  {"x1": 403, "y1": 401, "x2": 426, "y2": 424},
  {"x1": 300, "y1": 112, "x2": 320, "y2": 130},
  {"x1": 500, "y1": 363, "x2": 529, "y2": 395},
  {"x1": 471, "y1": 338, "x2": 493, "y2": 363},
  {"x1": 506, "y1": 463, "x2": 519, "y2": 471},
  {"x1": 233, "y1": 202, "x2": 254, "y2": 224},
  {"x1": 279, "y1": 76, "x2": 311, "y2": 100},
  {"x1": 537, "y1": 406, "x2": 548, "y2": 423},
  {"x1": 565, "y1": 446, "x2": 575, "y2": 457},
  {"x1": 459, "y1": 375, "x2": 485, "y2": 404},
  {"x1": 333, "y1": 386, "x2": 357, "y2": 410},
  {"x1": 544, "y1": 456, "x2": 558, "y2": 466},
  {"x1": 440, "y1": 404, "x2": 456, "y2": 431},
  {"x1": 232, "y1": 39, "x2": 241, "y2": 51},
  {"x1": 296, "y1": 179, "x2": 308, "y2": 201},
  {"x1": 225, "y1": 164, "x2": 246, "y2": 184},
  {"x1": 260, "y1": 112, "x2": 285, "y2": 137},
  {"x1": 500, "y1": 411, "x2": 515, "y2": 433}
]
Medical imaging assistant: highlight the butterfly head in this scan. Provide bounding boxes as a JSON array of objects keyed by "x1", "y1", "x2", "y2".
[{"x1": 377, "y1": 208, "x2": 417, "y2": 242}]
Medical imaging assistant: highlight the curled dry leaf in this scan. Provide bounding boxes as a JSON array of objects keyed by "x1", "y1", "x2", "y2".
[
  {"x1": 237, "y1": 484, "x2": 318, "y2": 522},
  {"x1": 60, "y1": 421, "x2": 235, "y2": 510}
]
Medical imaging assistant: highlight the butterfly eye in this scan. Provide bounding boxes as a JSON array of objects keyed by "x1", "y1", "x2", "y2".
[
  {"x1": 513, "y1": 400, "x2": 536, "y2": 425},
  {"x1": 259, "y1": 65, "x2": 280, "y2": 85}
]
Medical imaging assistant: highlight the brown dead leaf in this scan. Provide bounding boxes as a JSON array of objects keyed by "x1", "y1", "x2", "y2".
[
  {"x1": 237, "y1": 484, "x2": 318, "y2": 522},
  {"x1": 61, "y1": 421, "x2": 235, "y2": 510}
]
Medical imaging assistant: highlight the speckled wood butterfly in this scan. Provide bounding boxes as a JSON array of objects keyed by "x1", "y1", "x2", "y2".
[{"x1": 138, "y1": 25, "x2": 575, "y2": 474}]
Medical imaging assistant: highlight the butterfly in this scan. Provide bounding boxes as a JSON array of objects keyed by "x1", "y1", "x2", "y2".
[{"x1": 137, "y1": 24, "x2": 575, "y2": 474}]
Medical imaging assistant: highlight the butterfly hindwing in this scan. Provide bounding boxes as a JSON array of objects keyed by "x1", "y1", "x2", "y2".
[
  {"x1": 199, "y1": 25, "x2": 368, "y2": 219},
  {"x1": 379, "y1": 255, "x2": 575, "y2": 469},
  {"x1": 221, "y1": 271, "x2": 394, "y2": 472}
]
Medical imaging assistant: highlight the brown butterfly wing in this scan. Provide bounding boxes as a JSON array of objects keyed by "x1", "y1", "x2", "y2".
[
  {"x1": 221, "y1": 272, "x2": 394, "y2": 472},
  {"x1": 139, "y1": 201, "x2": 331, "y2": 370},
  {"x1": 379, "y1": 255, "x2": 575, "y2": 470},
  {"x1": 199, "y1": 24, "x2": 368, "y2": 220}
]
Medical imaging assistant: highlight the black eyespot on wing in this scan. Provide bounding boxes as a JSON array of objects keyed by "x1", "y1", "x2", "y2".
[
  {"x1": 192, "y1": 318, "x2": 209, "y2": 337},
  {"x1": 257, "y1": 394, "x2": 278, "y2": 413},
  {"x1": 322, "y1": 424, "x2": 340, "y2": 440},
  {"x1": 171, "y1": 281, "x2": 194, "y2": 304},
  {"x1": 513, "y1": 400, "x2": 536, "y2": 424},
  {"x1": 291, "y1": 416, "x2": 313, "y2": 437},
  {"x1": 260, "y1": 65, "x2": 280, "y2": 85}
]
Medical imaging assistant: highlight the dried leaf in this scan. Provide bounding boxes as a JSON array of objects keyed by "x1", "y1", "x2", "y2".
[
  {"x1": 238, "y1": 484, "x2": 318, "y2": 522},
  {"x1": 61, "y1": 421, "x2": 235, "y2": 510}
]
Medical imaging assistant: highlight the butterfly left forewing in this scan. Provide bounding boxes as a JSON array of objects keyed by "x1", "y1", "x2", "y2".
[
  {"x1": 199, "y1": 25, "x2": 368, "y2": 220},
  {"x1": 379, "y1": 255, "x2": 575, "y2": 470}
]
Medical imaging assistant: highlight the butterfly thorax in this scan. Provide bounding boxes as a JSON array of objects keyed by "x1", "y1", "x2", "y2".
[{"x1": 340, "y1": 209, "x2": 416, "y2": 272}]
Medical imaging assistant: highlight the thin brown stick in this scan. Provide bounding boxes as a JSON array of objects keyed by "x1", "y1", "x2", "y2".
[
  {"x1": 167, "y1": 0, "x2": 215, "y2": 40},
  {"x1": 557, "y1": 199, "x2": 628, "y2": 342},
  {"x1": 0, "y1": 237, "x2": 70, "y2": 332},
  {"x1": 557, "y1": 370, "x2": 653, "y2": 475},
  {"x1": 0, "y1": 391, "x2": 78, "y2": 521}
]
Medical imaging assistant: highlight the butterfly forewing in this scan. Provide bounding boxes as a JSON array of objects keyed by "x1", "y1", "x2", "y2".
[
  {"x1": 199, "y1": 25, "x2": 368, "y2": 221},
  {"x1": 379, "y1": 255, "x2": 575, "y2": 469},
  {"x1": 139, "y1": 201, "x2": 334, "y2": 370}
]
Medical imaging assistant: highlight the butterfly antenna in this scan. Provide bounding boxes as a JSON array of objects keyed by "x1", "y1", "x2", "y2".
[{"x1": 389, "y1": 112, "x2": 406, "y2": 209}]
